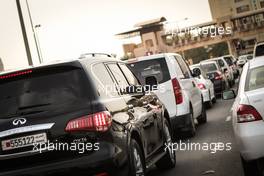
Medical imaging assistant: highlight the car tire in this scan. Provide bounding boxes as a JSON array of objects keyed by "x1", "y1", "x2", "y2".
[
  {"x1": 128, "y1": 139, "x2": 146, "y2": 176},
  {"x1": 241, "y1": 156, "x2": 264, "y2": 176},
  {"x1": 156, "y1": 119, "x2": 176, "y2": 169},
  {"x1": 186, "y1": 108, "x2": 196, "y2": 137},
  {"x1": 206, "y1": 92, "x2": 213, "y2": 109},
  {"x1": 198, "y1": 102, "x2": 207, "y2": 124},
  {"x1": 212, "y1": 97, "x2": 217, "y2": 104}
]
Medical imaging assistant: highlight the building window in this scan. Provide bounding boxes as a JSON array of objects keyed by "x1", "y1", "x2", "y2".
[
  {"x1": 236, "y1": 5, "x2": 250, "y2": 13},
  {"x1": 260, "y1": 1, "x2": 264, "y2": 8},
  {"x1": 145, "y1": 39, "x2": 154, "y2": 47},
  {"x1": 234, "y1": 0, "x2": 243, "y2": 2}
]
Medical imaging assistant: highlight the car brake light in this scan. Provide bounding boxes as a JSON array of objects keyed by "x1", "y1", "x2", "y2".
[
  {"x1": 215, "y1": 71, "x2": 223, "y2": 80},
  {"x1": 197, "y1": 83, "x2": 206, "y2": 90},
  {"x1": 0, "y1": 70, "x2": 32, "y2": 79},
  {"x1": 172, "y1": 78, "x2": 183, "y2": 104},
  {"x1": 65, "y1": 111, "x2": 112, "y2": 132},
  {"x1": 237, "y1": 105, "x2": 262, "y2": 123}
]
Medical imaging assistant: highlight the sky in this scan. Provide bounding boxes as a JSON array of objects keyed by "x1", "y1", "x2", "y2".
[{"x1": 0, "y1": 0, "x2": 212, "y2": 70}]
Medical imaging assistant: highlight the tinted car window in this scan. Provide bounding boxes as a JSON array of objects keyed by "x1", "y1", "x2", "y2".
[
  {"x1": 175, "y1": 56, "x2": 191, "y2": 79},
  {"x1": 93, "y1": 63, "x2": 118, "y2": 97},
  {"x1": 246, "y1": 66, "x2": 264, "y2": 91},
  {"x1": 201, "y1": 63, "x2": 218, "y2": 73},
  {"x1": 119, "y1": 63, "x2": 140, "y2": 86},
  {"x1": 127, "y1": 58, "x2": 170, "y2": 85},
  {"x1": 0, "y1": 67, "x2": 91, "y2": 118},
  {"x1": 107, "y1": 63, "x2": 129, "y2": 93},
  {"x1": 224, "y1": 57, "x2": 233, "y2": 66},
  {"x1": 255, "y1": 44, "x2": 264, "y2": 57},
  {"x1": 217, "y1": 59, "x2": 225, "y2": 67}
]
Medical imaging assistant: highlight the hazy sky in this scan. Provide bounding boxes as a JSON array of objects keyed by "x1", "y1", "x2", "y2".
[{"x1": 0, "y1": 0, "x2": 212, "y2": 70}]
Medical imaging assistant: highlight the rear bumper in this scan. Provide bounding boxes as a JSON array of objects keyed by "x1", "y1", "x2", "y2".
[
  {"x1": 170, "y1": 113, "x2": 192, "y2": 133},
  {"x1": 0, "y1": 142, "x2": 128, "y2": 176},
  {"x1": 235, "y1": 121, "x2": 264, "y2": 161},
  {"x1": 201, "y1": 89, "x2": 210, "y2": 102}
]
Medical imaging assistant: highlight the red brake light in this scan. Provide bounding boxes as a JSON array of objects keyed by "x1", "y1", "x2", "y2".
[
  {"x1": 237, "y1": 105, "x2": 262, "y2": 123},
  {"x1": 0, "y1": 70, "x2": 32, "y2": 79},
  {"x1": 215, "y1": 71, "x2": 223, "y2": 80},
  {"x1": 198, "y1": 83, "x2": 206, "y2": 90},
  {"x1": 172, "y1": 78, "x2": 183, "y2": 105},
  {"x1": 65, "y1": 111, "x2": 112, "y2": 132}
]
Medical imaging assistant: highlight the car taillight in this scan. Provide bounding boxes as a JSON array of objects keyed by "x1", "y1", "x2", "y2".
[
  {"x1": 65, "y1": 111, "x2": 112, "y2": 132},
  {"x1": 215, "y1": 71, "x2": 223, "y2": 80},
  {"x1": 237, "y1": 105, "x2": 262, "y2": 123},
  {"x1": 172, "y1": 78, "x2": 183, "y2": 104},
  {"x1": 198, "y1": 83, "x2": 206, "y2": 90}
]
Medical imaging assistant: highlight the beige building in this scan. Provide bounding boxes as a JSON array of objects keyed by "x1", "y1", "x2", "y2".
[{"x1": 117, "y1": 1, "x2": 264, "y2": 60}]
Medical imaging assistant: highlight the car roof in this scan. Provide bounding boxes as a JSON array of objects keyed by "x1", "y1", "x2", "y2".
[
  {"x1": 200, "y1": 59, "x2": 218, "y2": 65},
  {"x1": 189, "y1": 64, "x2": 200, "y2": 69},
  {"x1": 127, "y1": 53, "x2": 181, "y2": 63},
  {"x1": 248, "y1": 56, "x2": 264, "y2": 69},
  {"x1": 0, "y1": 55, "x2": 120, "y2": 76}
]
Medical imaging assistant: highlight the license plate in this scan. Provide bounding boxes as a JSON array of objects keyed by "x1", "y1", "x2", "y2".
[{"x1": 1, "y1": 133, "x2": 47, "y2": 151}]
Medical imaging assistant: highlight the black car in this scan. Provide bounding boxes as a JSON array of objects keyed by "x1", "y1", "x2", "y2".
[
  {"x1": 200, "y1": 60, "x2": 229, "y2": 95},
  {"x1": 0, "y1": 54, "x2": 175, "y2": 176}
]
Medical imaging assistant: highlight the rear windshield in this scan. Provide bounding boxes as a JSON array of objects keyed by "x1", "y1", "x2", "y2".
[
  {"x1": 245, "y1": 66, "x2": 264, "y2": 91},
  {"x1": 217, "y1": 59, "x2": 225, "y2": 67},
  {"x1": 127, "y1": 58, "x2": 170, "y2": 85},
  {"x1": 255, "y1": 44, "x2": 264, "y2": 57},
  {"x1": 224, "y1": 57, "x2": 233, "y2": 66},
  {"x1": 201, "y1": 63, "x2": 218, "y2": 73},
  {"x1": 0, "y1": 66, "x2": 91, "y2": 118}
]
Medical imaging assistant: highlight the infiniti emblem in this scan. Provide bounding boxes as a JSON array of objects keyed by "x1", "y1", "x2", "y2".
[{"x1": 13, "y1": 118, "x2": 27, "y2": 126}]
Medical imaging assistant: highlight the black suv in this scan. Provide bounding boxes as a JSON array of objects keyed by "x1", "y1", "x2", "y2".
[{"x1": 0, "y1": 54, "x2": 175, "y2": 176}]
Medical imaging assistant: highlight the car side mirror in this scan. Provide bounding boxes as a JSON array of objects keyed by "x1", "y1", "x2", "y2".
[
  {"x1": 192, "y1": 68, "x2": 201, "y2": 77},
  {"x1": 222, "y1": 90, "x2": 236, "y2": 100}
]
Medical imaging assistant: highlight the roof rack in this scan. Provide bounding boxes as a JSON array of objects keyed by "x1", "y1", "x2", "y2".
[{"x1": 79, "y1": 53, "x2": 112, "y2": 59}]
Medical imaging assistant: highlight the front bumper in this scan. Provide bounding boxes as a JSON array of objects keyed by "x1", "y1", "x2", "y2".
[{"x1": 0, "y1": 142, "x2": 128, "y2": 176}]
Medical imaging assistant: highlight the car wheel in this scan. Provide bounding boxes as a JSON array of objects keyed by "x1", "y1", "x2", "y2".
[
  {"x1": 198, "y1": 103, "x2": 207, "y2": 124},
  {"x1": 129, "y1": 139, "x2": 146, "y2": 176},
  {"x1": 212, "y1": 97, "x2": 217, "y2": 104},
  {"x1": 156, "y1": 119, "x2": 176, "y2": 169},
  {"x1": 206, "y1": 92, "x2": 213, "y2": 109},
  {"x1": 186, "y1": 109, "x2": 196, "y2": 137},
  {"x1": 241, "y1": 156, "x2": 264, "y2": 176}
]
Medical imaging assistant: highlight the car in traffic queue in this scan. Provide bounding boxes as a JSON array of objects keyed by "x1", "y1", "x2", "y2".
[
  {"x1": 200, "y1": 60, "x2": 229, "y2": 96},
  {"x1": 190, "y1": 64, "x2": 216, "y2": 108},
  {"x1": 253, "y1": 41, "x2": 264, "y2": 58},
  {"x1": 237, "y1": 54, "x2": 253, "y2": 67},
  {"x1": 0, "y1": 53, "x2": 176, "y2": 176},
  {"x1": 223, "y1": 56, "x2": 264, "y2": 176},
  {"x1": 127, "y1": 53, "x2": 207, "y2": 138}
]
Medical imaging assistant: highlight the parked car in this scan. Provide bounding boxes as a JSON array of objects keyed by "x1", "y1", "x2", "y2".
[
  {"x1": 253, "y1": 41, "x2": 264, "y2": 58},
  {"x1": 237, "y1": 54, "x2": 253, "y2": 67},
  {"x1": 200, "y1": 60, "x2": 229, "y2": 96},
  {"x1": 190, "y1": 64, "x2": 216, "y2": 108},
  {"x1": 222, "y1": 55, "x2": 239, "y2": 79},
  {"x1": 127, "y1": 53, "x2": 206, "y2": 137},
  {"x1": 0, "y1": 54, "x2": 176, "y2": 176},
  {"x1": 210, "y1": 57, "x2": 235, "y2": 87},
  {"x1": 223, "y1": 56, "x2": 264, "y2": 176}
]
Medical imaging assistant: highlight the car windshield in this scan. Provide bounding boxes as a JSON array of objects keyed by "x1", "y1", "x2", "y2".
[
  {"x1": 255, "y1": 44, "x2": 264, "y2": 57},
  {"x1": 224, "y1": 57, "x2": 233, "y2": 66},
  {"x1": 0, "y1": 66, "x2": 91, "y2": 118},
  {"x1": 217, "y1": 59, "x2": 225, "y2": 67},
  {"x1": 201, "y1": 63, "x2": 218, "y2": 73},
  {"x1": 127, "y1": 58, "x2": 170, "y2": 85},
  {"x1": 246, "y1": 66, "x2": 264, "y2": 91}
]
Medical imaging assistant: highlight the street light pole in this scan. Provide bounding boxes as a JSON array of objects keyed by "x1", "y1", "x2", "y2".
[
  {"x1": 16, "y1": 0, "x2": 33, "y2": 66},
  {"x1": 25, "y1": 0, "x2": 42, "y2": 64},
  {"x1": 34, "y1": 24, "x2": 43, "y2": 63}
]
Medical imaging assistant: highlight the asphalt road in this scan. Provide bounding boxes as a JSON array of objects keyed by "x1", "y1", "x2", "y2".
[{"x1": 149, "y1": 98, "x2": 244, "y2": 176}]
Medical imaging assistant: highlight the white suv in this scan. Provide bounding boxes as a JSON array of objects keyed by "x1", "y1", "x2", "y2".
[{"x1": 127, "y1": 53, "x2": 206, "y2": 137}]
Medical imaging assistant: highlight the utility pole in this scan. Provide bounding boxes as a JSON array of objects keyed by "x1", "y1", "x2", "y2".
[{"x1": 16, "y1": 0, "x2": 33, "y2": 66}]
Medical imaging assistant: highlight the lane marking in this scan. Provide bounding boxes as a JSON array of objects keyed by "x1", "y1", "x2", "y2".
[{"x1": 226, "y1": 116, "x2": 232, "y2": 122}]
